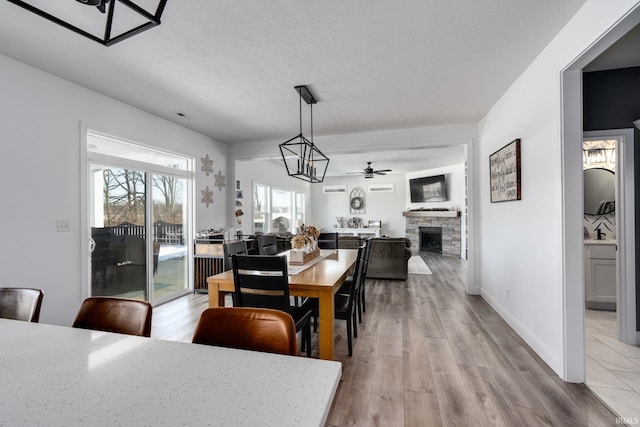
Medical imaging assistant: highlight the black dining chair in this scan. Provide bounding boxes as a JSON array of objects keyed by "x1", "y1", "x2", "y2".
[
  {"x1": 338, "y1": 237, "x2": 372, "y2": 322},
  {"x1": 302, "y1": 245, "x2": 366, "y2": 356},
  {"x1": 357, "y1": 237, "x2": 373, "y2": 316},
  {"x1": 231, "y1": 254, "x2": 313, "y2": 356},
  {"x1": 317, "y1": 232, "x2": 339, "y2": 249},
  {"x1": 0, "y1": 287, "x2": 44, "y2": 322},
  {"x1": 223, "y1": 240, "x2": 248, "y2": 271},
  {"x1": 257, "y1": 234, "x2": 279, "y2": 255}
]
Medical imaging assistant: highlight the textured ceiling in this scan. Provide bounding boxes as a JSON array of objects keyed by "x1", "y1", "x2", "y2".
[{"x1": 0, "y1": 0, "x2": 587, "y2": 147}]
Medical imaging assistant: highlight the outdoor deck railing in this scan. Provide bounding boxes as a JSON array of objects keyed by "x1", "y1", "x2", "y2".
[{"x1": 105, "y1": 222, "x2": 184, "y2": 244}]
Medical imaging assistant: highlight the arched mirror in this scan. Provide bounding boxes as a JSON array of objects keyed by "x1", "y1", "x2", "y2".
[{"x1": 584, "y1": 168, "x2": 615, "y2": 215}]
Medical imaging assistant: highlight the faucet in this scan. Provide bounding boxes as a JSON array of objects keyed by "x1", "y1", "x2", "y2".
[{"x1": 596, "y1": 228, "x2": 606, "y2": 240}]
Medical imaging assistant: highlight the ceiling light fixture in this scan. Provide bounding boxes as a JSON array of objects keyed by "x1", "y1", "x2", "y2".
[
  {"x1": 6, "y1": 0, "x2": 167, "y2": 46},
  {"x1": 279, "y1": 85, "x2": 329, "y2": 183}
]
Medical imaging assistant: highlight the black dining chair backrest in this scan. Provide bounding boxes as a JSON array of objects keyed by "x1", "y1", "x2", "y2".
[
  {"x1": 317, "y1": 232, "x2": 339, "y2": 249},
  {"x1": 0, "y1": 287, "x2": 44, "y2": 322},
  {"x1": 223, "y1": 240, "x2": 248, "y2": 271},
  {"x1": 257, "y1": 235, "x2": 279, "y2": 255},
  {"x1": 359, "y1": 237, "x2": 373, "y2": 313},
  {"x1": 231, "y1": 254, "x2": 312, "y2": 356},
  {"x1": 232, "y1": 254, "x2": 291, "y2": 308}
]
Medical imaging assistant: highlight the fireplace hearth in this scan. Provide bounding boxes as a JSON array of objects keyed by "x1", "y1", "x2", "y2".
[{"x1": 420, "y1": 226, "x2": 442, "y2": 253}]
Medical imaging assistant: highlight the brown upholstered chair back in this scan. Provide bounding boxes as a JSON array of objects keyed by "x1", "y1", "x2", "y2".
[
  {"x1": 192, "y1": 307, "x2": 297, "y2": 356},
  {"x1": 72, "y1": 297, "x2": 152, "y2": 337},
  {"x1": 0, "y1": 287, "x2": 44, "y2": 322}
]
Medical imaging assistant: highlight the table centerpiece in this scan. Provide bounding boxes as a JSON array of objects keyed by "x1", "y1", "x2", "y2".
[{"x1": 290, "y1": 224, "x2": 321, "y2": 264}]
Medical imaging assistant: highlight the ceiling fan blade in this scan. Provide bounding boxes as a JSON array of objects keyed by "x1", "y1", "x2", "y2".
[{"x1": 375, "y1": 169, "x2": 391, "y2": 173}]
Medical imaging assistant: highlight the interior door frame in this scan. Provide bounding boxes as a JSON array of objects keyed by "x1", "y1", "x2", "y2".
[
  {"x1": 560, "y1": 4, "x2": 640, "y2": 382},
  {"x1": 584, "y1": 129, "x2": 636, "y2": 345}
]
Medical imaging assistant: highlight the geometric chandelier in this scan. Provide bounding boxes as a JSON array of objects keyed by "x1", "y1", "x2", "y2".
[
  {"x1": 6, "y1": 0, "x2": 167, "y2": 46},
  {"x1": 279, "y1": 85, "x2": 330, "y2": 183}
]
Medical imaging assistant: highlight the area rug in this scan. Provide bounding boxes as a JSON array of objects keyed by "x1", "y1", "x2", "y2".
[{"x1": 408, "y1": 255, "x2": 432, "y2": 275}]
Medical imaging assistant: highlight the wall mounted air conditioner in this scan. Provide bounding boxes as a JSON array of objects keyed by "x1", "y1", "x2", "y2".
[
  {"x1": 367, "y1": 183, "x2": 395, "y2": 193},
  {"x1": 322, "y1": 185, "x2": 347, "y2": 194}
]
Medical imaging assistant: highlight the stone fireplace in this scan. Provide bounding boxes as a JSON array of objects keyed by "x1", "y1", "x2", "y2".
[{"x1": 403, "y1": 211, "x2": 461, "y2": 257}]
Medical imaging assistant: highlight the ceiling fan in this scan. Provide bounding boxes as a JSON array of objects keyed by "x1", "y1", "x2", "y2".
[{"x1": 349, "y1": 162, "x2": 392, "y2": 178}]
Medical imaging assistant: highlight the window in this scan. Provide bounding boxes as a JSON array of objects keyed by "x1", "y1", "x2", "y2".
[
  {"x1": 252, "y1": 183, "x2": 305, "y2": 234},
  {"x1": 253, "y1": 184, "x2": 268, "y2": 234},
  {"x1": 295, "y1": 193, "x2": 305, "y2": 229}
]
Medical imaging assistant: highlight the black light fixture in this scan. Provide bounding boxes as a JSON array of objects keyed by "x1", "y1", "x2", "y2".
[
  {"x1": 279, "y1": 85, "x2": 329, "y2": 183},
  {"x1": 6, "y1": 0, "x2": 167, "y2": 46}
]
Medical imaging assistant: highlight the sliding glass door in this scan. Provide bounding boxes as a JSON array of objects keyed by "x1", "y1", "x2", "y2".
[
  {"x1": 91, "y1": 166, "x2": 149, "y2": 300},
  {"x1": 151, "y1": 174, "x2": 188, "y2": 300},
  {"x1": 87, "y1": 132, "x2": 193, "y2": 304}
]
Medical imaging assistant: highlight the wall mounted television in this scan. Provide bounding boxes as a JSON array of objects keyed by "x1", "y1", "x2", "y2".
[{"x1": 409, "y1": 174, "x2": 447, "y2": 202}]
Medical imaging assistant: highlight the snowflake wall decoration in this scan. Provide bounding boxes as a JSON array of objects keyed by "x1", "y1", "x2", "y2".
[
  {"x1": 200, "y1": 154, "x2": 214, "y2": 176},
  {"x1": 214, "y1": 170, "x2": 226, "y2": 191},
  {"x1": 201, "y1": 186, "x2": 214, "y2": 207}
]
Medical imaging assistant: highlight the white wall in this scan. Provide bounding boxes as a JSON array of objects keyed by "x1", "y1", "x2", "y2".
[
  {"x1": 0, "y1": 53, "x2": 227, "y2": 326},
  {"x1": 476, "y1": 0, "x2": 640, "y2": 380},
  {"x1": 310, "y1": 174, "x2": 407, "y2": 236}
]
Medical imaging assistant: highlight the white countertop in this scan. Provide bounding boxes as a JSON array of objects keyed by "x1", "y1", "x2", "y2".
[
  {"x1": 584, "y1": 239, "x2": 616, "y2": 245},
  {"x1": 332, "y1": 227, "x2": 380, "y2": 237},
  {"x1": 0, "y1": 319, "x2": 341, "y2": 427}
]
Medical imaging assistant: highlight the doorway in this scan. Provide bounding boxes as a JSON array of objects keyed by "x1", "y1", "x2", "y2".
[
  {"x1": 582, "y1": 130, "x2": 640, "y2": 417},
  {"x1": 85, "y1": 131, "x2": 194, "y2": 305}
]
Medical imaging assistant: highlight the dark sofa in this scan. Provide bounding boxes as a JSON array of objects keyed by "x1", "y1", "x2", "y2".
[
  {"x1": 366, "y1": 237, "x2": 412, "y2": 280},
  {"x1": 339, "y1": 236, "x2": 412, "y2": 280}
]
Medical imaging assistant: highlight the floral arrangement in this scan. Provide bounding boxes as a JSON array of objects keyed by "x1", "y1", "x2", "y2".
[{"x1": 291, "y1": 224, "x2": 320, "y2": 251}]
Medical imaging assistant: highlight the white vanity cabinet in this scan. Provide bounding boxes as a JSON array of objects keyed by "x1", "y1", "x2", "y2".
[{"x1": 584, "y1": 241, "x2": 616, "y2": 310}]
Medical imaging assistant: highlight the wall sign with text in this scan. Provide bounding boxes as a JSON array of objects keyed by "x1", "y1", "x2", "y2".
[{"x1": 490, "y1": 139, "x2": 521, "y2": 203}]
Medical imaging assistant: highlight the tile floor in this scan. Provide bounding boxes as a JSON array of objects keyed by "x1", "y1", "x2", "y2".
[{"x1": 586, "y1": 309, "x2": 640, "y2": 421}]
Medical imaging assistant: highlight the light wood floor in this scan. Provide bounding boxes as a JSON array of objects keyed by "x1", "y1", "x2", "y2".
[{"x1": 152, "y1": 253, "x2": 617, "y2": 426}]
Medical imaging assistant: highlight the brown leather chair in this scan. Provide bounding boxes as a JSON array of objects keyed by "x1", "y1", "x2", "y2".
[
  {"x1": 0, "y1": 287, "x2": 44, "y2": 322},
  {"x1": 192, "y1": 307, "x2": 297, "y2": 356},
  {"x1": 72, "y1": 297, "x2": 152, "y2": 337}
]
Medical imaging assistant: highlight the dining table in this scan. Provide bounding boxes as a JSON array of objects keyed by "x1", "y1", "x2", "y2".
[
  {"x1": 0, "y1": 318, "x2": 341, "y2": 427},
  {"x1": 207, "y1": 248, "x2": 359, "y2": 360}
]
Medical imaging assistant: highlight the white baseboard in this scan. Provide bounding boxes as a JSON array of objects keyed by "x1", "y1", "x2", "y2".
[{"x1": 481, "y1": 289, "x2": 562, "y2": 377}]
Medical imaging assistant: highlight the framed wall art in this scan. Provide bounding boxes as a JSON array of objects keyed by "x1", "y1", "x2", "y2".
[{"x1": 490, "y1": 139, "x2": 521, "y2": 203}]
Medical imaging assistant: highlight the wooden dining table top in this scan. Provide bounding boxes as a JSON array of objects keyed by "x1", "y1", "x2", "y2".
[{"x1": 207, "y1": 248, "x2": 358, "y2": 293}]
